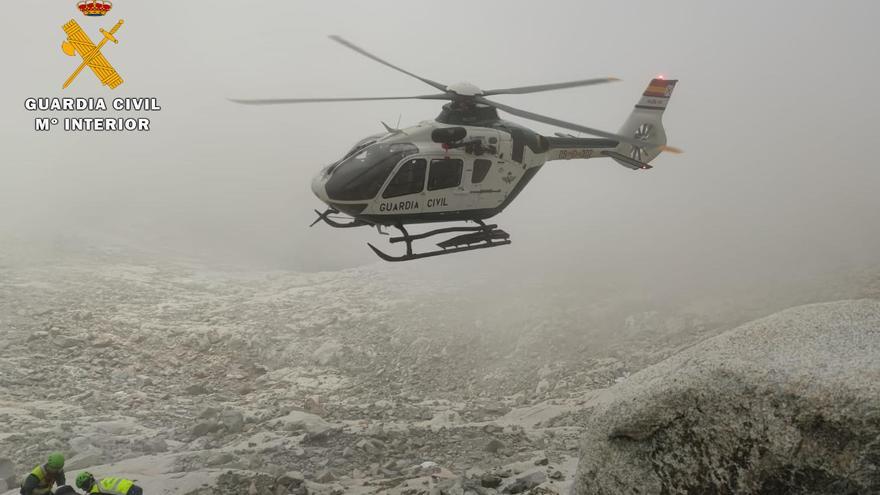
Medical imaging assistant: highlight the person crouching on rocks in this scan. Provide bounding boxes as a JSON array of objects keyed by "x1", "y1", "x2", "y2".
[
  {"x1": 75, "y1": 472, "x2": 143, "y2": 495},
  {"x1": 20, "y1": 452, "x2": 66, "y2": 495}
]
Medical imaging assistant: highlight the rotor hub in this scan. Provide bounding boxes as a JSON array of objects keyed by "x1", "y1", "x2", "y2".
[
  {"x1": 445, "y1": 81, "x2": 483, "y2": 97},
  {"x1": 436, "y1": 102, "x2": 500, "y2": 126}
]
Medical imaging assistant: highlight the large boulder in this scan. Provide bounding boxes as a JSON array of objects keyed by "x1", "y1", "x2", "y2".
[
  {"x1": 311, "y1": 340, "x2": 344, "y2": 366},
  {"x1": 271, "y1": 410, "x2": 333, "y2": 435},
  {"x1": 574, "y1": 299, "x2": 880, "y2": 494}
]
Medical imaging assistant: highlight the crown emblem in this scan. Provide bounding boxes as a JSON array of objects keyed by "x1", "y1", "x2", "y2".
[{"x1": 77, "y1": 0, "x2": 112, "y2": 16}]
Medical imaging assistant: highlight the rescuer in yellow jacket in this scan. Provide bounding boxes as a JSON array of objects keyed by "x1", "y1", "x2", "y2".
[
  {"x1": 74, "y1": 472, "x2": 143, "y2": 495},
  {"x1": 20, "y1": 452, "x2": 66, "y2": 495}
]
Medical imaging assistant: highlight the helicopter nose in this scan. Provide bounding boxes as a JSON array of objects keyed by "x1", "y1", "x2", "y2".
[{"x1": 311, "y1": 170, "x2": 329, "y2": 203}]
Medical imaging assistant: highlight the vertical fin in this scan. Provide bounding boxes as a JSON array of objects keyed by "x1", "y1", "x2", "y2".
[{"x1": 616, "y1": 78, "x2": 679, "y2": 164}]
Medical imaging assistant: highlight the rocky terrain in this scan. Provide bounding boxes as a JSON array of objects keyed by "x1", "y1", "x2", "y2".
[
  {"x1": 1, "y1": 242, "x2": 878, "y2": 494},
  {"x1": 573, "y1": 299, "x2": 880, "y2": 494}
]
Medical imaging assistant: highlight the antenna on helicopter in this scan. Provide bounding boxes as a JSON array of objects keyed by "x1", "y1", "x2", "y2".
[
  {"x1": 380, "y1": 113, "x2": 405, "y2": 134},
  {"x1": 380, "y1": 121, "x2": 401, "y2": 134}
]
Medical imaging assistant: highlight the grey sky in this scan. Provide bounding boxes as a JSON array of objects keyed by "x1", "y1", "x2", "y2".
[{"x1": 1, "y1": 1, "x2": 878, "y2": 288}]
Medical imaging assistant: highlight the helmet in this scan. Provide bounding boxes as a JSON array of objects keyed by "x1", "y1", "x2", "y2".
[
  {"x1": 46, "y1": 452, "x2": 65, "y2": 470},
  {"x1": 75, "y1": 471, "x2": 94, "y2": 490}
]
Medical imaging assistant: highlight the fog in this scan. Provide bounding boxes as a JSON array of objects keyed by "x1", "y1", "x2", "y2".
[
  {"x1": 3, "y1": 5, "x2": 880, "y2": 491},
  {"x1": 2, "y1": 0, "x2": 879, "y2": 293}
]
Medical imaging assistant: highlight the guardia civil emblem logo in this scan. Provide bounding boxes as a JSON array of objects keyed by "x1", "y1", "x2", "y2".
[{"x1": 62, "y1": 1, "x2": 124, "y2": 89}]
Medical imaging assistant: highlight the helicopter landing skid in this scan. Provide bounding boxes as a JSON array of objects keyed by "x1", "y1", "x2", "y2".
[
  {"x1": 367, "y1": 221, "x2": 511, "y2": 262},
  {"x1": 310, "y1": 208, "x2": 371, "y2": 228}
]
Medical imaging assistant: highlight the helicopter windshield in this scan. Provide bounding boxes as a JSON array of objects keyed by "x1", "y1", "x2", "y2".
[{"x1": 326, "y1": 142, "x2": 419, "y2": 201}]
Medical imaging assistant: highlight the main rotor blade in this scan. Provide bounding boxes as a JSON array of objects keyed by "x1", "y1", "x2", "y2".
[
  {"x1": 476, "y1": 96, "x2": 682, "y2": 153},
  {"x1": 482, "y1": 77, "x2": 621, "y2": 96},
  {"x1": 230, "y1": 94, "x2": 451, "y2": 105},
  {"x1": 329, "y1": 35, "x2": 448, "y2": 92}
]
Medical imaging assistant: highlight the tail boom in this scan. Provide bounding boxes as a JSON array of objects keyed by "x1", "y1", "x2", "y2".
[{"x1": 540, "y1": 77, "x2": 679, "y2": 170}]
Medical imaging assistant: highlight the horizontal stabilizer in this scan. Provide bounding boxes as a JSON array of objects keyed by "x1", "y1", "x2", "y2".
[{"x1": 601, "y1": 150, "x2": 653, "y2": 170}]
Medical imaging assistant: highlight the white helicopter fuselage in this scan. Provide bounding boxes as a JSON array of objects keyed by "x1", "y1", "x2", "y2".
[
  {"x1": 310, "y1": 120, "x2": 624, "y2": 225},
  {"x1": 309, "y1": 77, "x2": 675, "y2": 230}
]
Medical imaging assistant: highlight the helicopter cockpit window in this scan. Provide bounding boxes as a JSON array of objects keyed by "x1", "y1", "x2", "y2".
[
  {"x1": 325, "y1": 137, "x2": 381, "y2": 176},
  {"x1": 472, "y1": 159, "x2": 492, "y2": 184},
  {"x1": 383, "y1": 158, "x2": 427, "y2": 198},
  {"x1": 428, "y1": 158, "x2": 463, "y2": 191},
  {"x1": 326, "y1": 143, "x2": 419, "y2": 201},
  {"x1": 343, "y1": 136, "x2": 380, "y2": 158}
]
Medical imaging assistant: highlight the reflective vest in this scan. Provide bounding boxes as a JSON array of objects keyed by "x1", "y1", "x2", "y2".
[
  {"x1": 27, "y1": 465, "x2": 58, "y2": 495},
  {"x1": 89, "y1": 477, "x2": 135, "y2": 495}
]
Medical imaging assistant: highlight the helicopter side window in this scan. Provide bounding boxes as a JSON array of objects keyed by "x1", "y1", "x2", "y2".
[
  {"x1": 325, "y1": 143, "x2": 419, "y2": 201},
  {"x1": 383, "y1": 159, "x2": 427, "y2": 199},
  {"x1": 427, "y1": 158, "x2": 463, "y2": 191},
  {"x1": 471, "y1": 159, "x2": 492, "y2": 184}
]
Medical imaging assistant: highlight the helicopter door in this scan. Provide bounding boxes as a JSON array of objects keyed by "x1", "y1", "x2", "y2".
[
  {"x1": 380, "y1": 157, "x2": 428, "y2": 214},
  {"x1": 461, "y1": 130, "x2": 504, "y2": 211},
  {"x1": 426, "y1": 157, "x2": 467, "y2": 212},
  {"x1": 462, "y1": 157, "x2": 503, "y2": 211}
]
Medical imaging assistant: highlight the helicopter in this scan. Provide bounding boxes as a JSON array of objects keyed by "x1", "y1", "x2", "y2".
[{"x1": 233, "y1": 36, "x2": 679, "y2": 262}]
